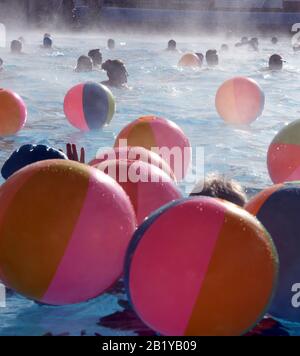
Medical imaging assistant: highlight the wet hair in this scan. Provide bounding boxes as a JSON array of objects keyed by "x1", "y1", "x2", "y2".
[
  {"x1": 221, "y1": 44, "x2": 229, "y2": 51},
  {"x1": 43, "y1": 36, "x2": 53, "y2": 48},
  {"x1": 102, "y1": 59, "x2": 127, "y2": 75},
  {"x1": 206, "y1": 49, "x2": 219, "y2": 66},
  {"x1": 102, "y1": 59, "x2": 128, "y2": 86},
  {"x1": 271, "y1": 37, "x2": 278, "y2": 45},
  {"x1": 88, "y1": 49, "x2": 102, "y2": 66},
  {"x1": 76, "y1": 55, "x2": 93, "y2": 72},
  {"x1": 108, "y1": 38, "x2": 115, "y2": 50},
  {"x1": 189, "y1": 173, "x2": 247, "y2": 207},
  {"x1": 44, "y1": 33, "x2": 51, "y2": 38},
  {"x1": 10, "y1": 40, "x2": 22, "y2": 54},
  {"x1": 168, "y1": 39, "x2": 177, "y2": 50},
  {"x1": 269, "y1": 54, "x2": 284, "y2": 71}
]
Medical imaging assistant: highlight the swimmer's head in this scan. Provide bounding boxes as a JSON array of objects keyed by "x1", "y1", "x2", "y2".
[
  {"x1": 43, "y1": 36, "x2": 53, "y2": 49},
  {"x1": 241, "y1": 36, "x2": 248, "y2": 44},
  {"x1": 88, "y1": 49, "x2": 102, "y2": 67},
  {"x1": 102, "y1": 59, "x2": 128, "y2": 86},
  {"x1": 271, "y1": 37, "x2": 278, "y2": 45},
  {"x1": 167, "y1": 39, "x2": 177, "y2": 51},
  {"x1": 206, "y1": 49, "x2": 219, "y2": 67},
  {"x1": 251, "y1": 37, "x2": 259, "y2": 45},
  {"x1": 221, "y1": 44, "x2": 229, "y2": 52},
  {"x1": 189, "y1": 173, "x2": 247, "y2": 207},
  {"x1": 269, "y1": 54, "x2": 284, "y2": 71},
  {"x1": 44, "y1": 33, "x2": 51, "y2": 39},
  {"x1": 10, "y1": 40, "x2": 22, "y2": 54},
  {"x1": 75, "y1": 55, "x2": 93, "y2": 72},
  {"x1": 108, "y1": 39, "x2": 115, "y2": 50}
]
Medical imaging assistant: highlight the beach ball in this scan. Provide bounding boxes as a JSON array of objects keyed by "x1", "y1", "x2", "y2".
[
  {"x1": 267, "y1": 119, "x2": 300, "y2": 184},
  {"x1": 125, "y1": 197, "x2": 278, "y2": 336},
  {"x1": 0, "y1": 88, "x2": 27, "y2": 136},
  {"x1": 246, "y1": 182, "x2": 300, "y2": 322},
  {"x1": 96, "y1": 159, "x2": 182, "y2": 225},
  {"x1": 215, "y1": 77, "x2": 265, "y2": 125},
  {"x1": 64, "y1": 82, "x2": 115, "y2": 132},
  {"x1": 178, "y1": 53, "x2": 201, "y2": 67},
  {"x1": 0, "y1": 160, "x2": 136, "y2": 305},
  {"x1": 89, "y1": 146, "x2": 176, "y2": 181},
  {"x1": 114, "y1": 116, "x2": 191, "y2": 181},
  {"x1": 1, "y1": 144, "x2": 68, "y2": 180}
]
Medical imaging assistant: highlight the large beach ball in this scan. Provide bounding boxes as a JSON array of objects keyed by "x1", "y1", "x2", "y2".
[
  {"x1": 64, "y1": 82, "x2": 115, "y2": 132},
  {"x1": 267, "y1": 119, "x2": 300, "y2": 184},
  {"x1": 0, "y1": 160, "x2": 136, "y2": 305},
  {"x1": 246, "y1": 182, "x2": 300, "y2": 322},
  {"x1": 178, "y1": 53, "x2": 201, "y2": 67},
  {"x1": 89, "y1": 146, "x2": 175, "y2": 181},
  {"x1": 114, "y1": 116, "x2": 191, "y2": 181},
  {"x1": 96, "y1": 159, "x2": 182, "y2": 225},
  {"x1": 125, "y1": 197, "x2": 278, "y2": 336},
  {"x1": 215, "y1": 77, "x2": 265, "y2": 125},
  {"x1": 0, "y1": 88, "x2": 27, "y2": 136}
]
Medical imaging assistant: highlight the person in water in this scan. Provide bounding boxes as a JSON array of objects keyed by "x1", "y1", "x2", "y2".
[
  {"x1": 271, "y1": 37, "x2": 278, "y2": 45},
  {"x1": 189, "y1": 173, "x2": 247, "y2": 207},
  {"x1": 235, "y1": 36, "x2": 249, "y2": 48},
  {"x1": 249, "y1": 37, "x2": 259, "y2": 51},
  {"x1": 108, "y1": 38, "x2": 115, "y2": 50},
  {"x1": 88, "y1": 49, "x2": 103, "y2": 67},
  {"x1": 268, "y1": 54, "x2": 284, "y2": 71},
  {"x1": 10, "y1": 40, "x2": 22, "y2": 54},
  {"x1": 166, "y1": 39, "x2": 179, "y2": 52},
  {"x1": 220, "y1": 44, "x2": 229, "y2": 52},
  {"x1": 75, "y1": 55, "x2": 93, "y2": 72},
  {"x1": 43, "y1": 36, "x2": 53, "y2": 49},
  {"x1": 206, "y1": 49, "x2": 219, "y2": 67},
  {"x1": 0, "y1": 58, "x2": 3, "y2": 72},
  {"x1": 102, "y1": 59, "x2": 129, "y2": 88}
]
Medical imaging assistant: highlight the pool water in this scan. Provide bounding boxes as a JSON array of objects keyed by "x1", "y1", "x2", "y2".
[{"x1": 1, "y1": 31, "x2": 300, "y2": 335}]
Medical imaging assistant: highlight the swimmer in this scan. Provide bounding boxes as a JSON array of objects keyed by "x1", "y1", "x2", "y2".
[
  {"x1": 166, "y1": 39, "x2": 179, "y2": 52},
  {"x1": 249, "y1": 37, "x2": 259, "y2": 51},
  {"x1": 44, "y1": 33, "x2": 51, "y2": 39},
  {"x1": 206, "y1": 49, "x2": 219, "y2": 67},
  {"x1": 0, "y1": 58, "x2": 3, "y2": 72},
  {"x1": 271, "y1": 37, "x2": 278, "y2": 45},
  {"x1": 102, "y1": 59, "x2": 129, "y2": 88},
  {"x1": 189, "y1": 173, "x2": 247, "y2": 207},
  {"x1": 235, "y1": 36, "x2": 249, "y2": 48},
  {"x1": 220, "y1": 44, "x2": 229, "y2": 52},
  {"x1": 43, "y1": 36, "x2": 53, "y2": 49},
  {"x1": 10, "y1": 40, "x2": 22, "y2": 54},
  {"x1": 88, "y1": 49, "x2": 102, "y2": 67},
  {"x1": 268, "y1": 54, "x2": 284, "y2": 71},
  {"x1": 75, "y1": 55, "x2": 93, "y2": 72},
  {"x1": 108, "y1": 38, "x2": 116, "y2": 50}
]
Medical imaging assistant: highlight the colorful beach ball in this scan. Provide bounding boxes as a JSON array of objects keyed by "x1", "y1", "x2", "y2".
[
  {"x1": 215, "y1": 77, "x2": 265, "y2": 125},
  {"x1": 125, "y1": 197, "x2": 278, "y2": 336},
  {"x1": 267, "y1": 119, "x2": 300, "y2": 184},
  {"x1": 64, "y1": 82, "x2": 115, "y2": 132},
  {"x1": 89, "y1": 146, "x2": 176, "y2": 181},
  {"x1": 96, "y1": 159, "x2": 182, "y2": 225},
  {"x1": 0, "y1": 88, "x2": 27, "y2": 136},
  {"x1": 246, "y1": 182, "x2": 300, "y2": 322},
  {"x1": 178, "y1": 53, "x2": 201, "y2": 67},
  {"x1": 0, "y1": 160, "x2": 136, "y2": 305},
  {"x1": 114, "y1": 116, "x2": 191, "y2": 181}
]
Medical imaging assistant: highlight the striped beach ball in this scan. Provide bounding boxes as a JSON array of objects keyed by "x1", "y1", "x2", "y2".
[
  {"x1": 246, "y1": 182, "x2": 300, "y2": 322},
  {"x1": 125, "y1": 197, "x2": 278, "y2": 336},
  {"x1": 114, "y1": 116, "x2": 191, "y2": 181},
  {"x1": 215, "y1": 77, "x2": 265, "y2": 125},
  {"x1": 178, "y1": 53, "x2": 202, "y2": 67},
  {"x1": 0, "y1": 88, "x2": 27, "y2": 136},
  {"x1": 64, "y1": 82, "x2": 115, "y2": 132},
  {"x1": 267, "y1": 119, "x2": 300, "y2": 184},
  {"x1": 0, "y1": 160, "x2": 136, "y2": 305},
  {"x1": 96, "y1": 159, "x2": 182, "y2": 225}
]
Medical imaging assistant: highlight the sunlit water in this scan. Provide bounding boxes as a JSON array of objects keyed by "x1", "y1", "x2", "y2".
[{"x1": 1, "y1": 32, "x2": 300, "y2": 335}]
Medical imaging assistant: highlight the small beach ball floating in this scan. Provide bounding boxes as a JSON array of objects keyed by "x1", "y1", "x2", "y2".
[
  {"x1": 215, "y1": 77, "x2": 265, "y2": 125},
  {"x1": 246, "y1": 182, "x2": 300, "y2": 322},
  {"x1": 114, "y1": 116, "x2": 191, "y2": 181},
  {"x1": 178, "y1": 53, "x2": 201, "y2": 67},
  {"x1": 89, "y1": 146, "x2": 176, "y2": 181},
  {"x1": 64, "y1": 82, "x2": 115, "y2": 132},
  {"x1": 96, "y1": 159, "x2": 182, "y2": 225},
  {"x1": 267, "y1": 119, "x2": 300, "y2": 184},
  {"x1": 0, "y1": 88, "x2": 27, "y2": 136},
  {"x1": 125, "y1": 197, "x2": 278, "y2": 336},
  {"x1": 0, "y1": 160, "x2": 136, "y2": 305}
]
